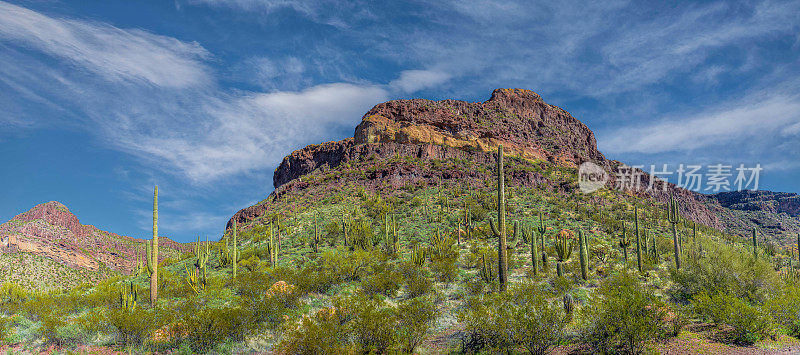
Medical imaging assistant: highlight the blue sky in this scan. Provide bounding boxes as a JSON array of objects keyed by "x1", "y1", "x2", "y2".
[{"x1": 0, "y1": 0, "x2": 798, "y2": 242}]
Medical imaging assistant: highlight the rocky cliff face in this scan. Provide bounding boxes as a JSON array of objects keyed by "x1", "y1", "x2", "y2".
[
  {"x1": 0, "y1": 201, "x2": 186, "y2": 274},
  {"x1": 712, "y1": 190, "x2": 800, "y2": 217},
  {"x1": 274, "y1": 88, "x2": 604, "y2": 189}
]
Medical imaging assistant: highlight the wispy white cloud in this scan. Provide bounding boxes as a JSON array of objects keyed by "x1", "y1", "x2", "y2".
[
  {"x1": 114, "y1": 83, "x2": 388, "y2": 182},
  {"x1": 0, "y1": 2, "x2": 210, "y2": 88},
  {"x1": 187, "y1": 0, "x2": 373, "y2": 28},
  {"x1": 389, "y1": 70, "x2": 451, "y2": 93},
  {"x1": 601, "y1": 94, "x2": 800, "y2": 154},
  {"x1": 0, "y1": 1, "x2": 394, "y2": 184}
]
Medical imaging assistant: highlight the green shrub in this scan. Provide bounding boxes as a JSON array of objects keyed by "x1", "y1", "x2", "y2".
[
  {"x1": 0, "y1": 316, "x2": 8, "y2": 345},
  {"x1": 361, "y1": 264, "x2": 403, "y2": 297},
  {"x1": 405, "y1": 271, "x2": 434, "y2": 298},
  {"x1": 457, "y1": 282, "x2": 566, "y2": 354},
  {"x1": 278, "y1": 292, "x2": 438, "y2": 354},
  {"x1": 0, "y1": 282, "x2": 27, "y2": 313},
  {"x1": 692, "y1": 291, "x2": 772, "y2": 344},
  {"x1": 278, "y1": 306, "x2": 352, "y2": 354},
  {"x1": 105, "y1": 307, "x2": 164, "y2": 346},
  {"x1": 396, "y1": 297, "x2": 439, "y2": 353},
  {"x1": 430, "y1": 257, "x2": 458, "y2": 283},
  {"x1": 346, "y1": 293, "x2": 399, "y2": 353},
  {"x1": 178, "y1": 301, "x2": 257, "y2": 352},
  {"x1": 582, "y1": 271, "x2": 667, "y2": 354},
  {"x1": 766, "y1": 284, "x2": 800, "y2": 337},
  {"x1": 670, "y1": 240, "x2": 779, "y2": 303}
]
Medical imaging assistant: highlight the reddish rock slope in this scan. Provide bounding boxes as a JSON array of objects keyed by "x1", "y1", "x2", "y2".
[{"x1": 0, "y1": 201, "x2": 186, "y2": 274}]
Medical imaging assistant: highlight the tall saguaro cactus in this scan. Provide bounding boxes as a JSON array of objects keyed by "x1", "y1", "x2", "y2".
[
  {"x1": 635, "y1": 206, "x2": 643, "y2": 273},
  {"x1": 312, "y1": 213, "x2": 321, "y2": 253},
  {"x1": 578, "y1": 230, "x2": 588, "y2": 280},
  {"x1": 619, "y1": 224, "x2": 631, "y2": 263},
  {"x1": 668, "y1": 195, "x2": 681, "y2": 270},
  {"x1": 146, "y1": 186, "x2": 159, "y2": 304},
  {"x1": 751, "y1": 227, "x2": 758, "y2": 259},
  {"x1": 488, "y1": 144, "x2": 509, "y2": 292},
  {"x1": 536, "y1": 211, "x2": 548, "y2": 271},
  {"x1": 232, "y1": 220, "x2": 239, "y2": 278},
  {"x1": 268, "y1": 221, "x2": 278, "y2": 265},
  {"x1": 525, "y1": 225, "x2": 539, "y2": 276}
]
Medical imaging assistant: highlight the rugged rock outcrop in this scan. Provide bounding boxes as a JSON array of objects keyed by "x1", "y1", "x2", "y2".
[
  {"x1": 0, "y1": 201, "x2": 186, "y2": 274},
  {"x1": 274, "y1": 88, "x2": 604, "y2": 189},
  {"x1": 712, "y1": 190, "x2": 800, "y2": 217}
]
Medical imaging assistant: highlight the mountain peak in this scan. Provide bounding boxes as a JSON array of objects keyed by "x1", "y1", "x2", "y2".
[
  {"x1": 11, "y1": 200, "x2": 86, "y2": 238},
  {"x1": 487, "y1": 88, "x2": 544, "y2": 104},
  {"x1": 274, "y1": 88, "x2": 605, "y2": 190}
]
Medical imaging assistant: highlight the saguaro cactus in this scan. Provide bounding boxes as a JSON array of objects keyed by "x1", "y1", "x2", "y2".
[
  {"x1": 146, "y1": 186, "x2": 159, "y2": 304},
  {"x1": 752, "y1": 227, "x2": 758, "y2": 259},
  {"x1": 524, "y1": 225, "x2": 539, "y2": 276},
  {"x1": 267, "y1": 221, "x2": 278, "y2": 265},
  {"x1": 554, "y1": 230, "x2": 574, "y2": 277},
  {"x1": 563, "y1": 293, "x2": 575, "y2": 322},
  {"x1": 619, "y1": 224, "x2": 631, "y2": 263},
  {"x1": 578, "y1": 230, "x2": 588, "y2": 280},
  {"x1": 383, "y1": 211, "x2": 399, "y2": 256},
  {"x1": 312, "y1": 213, "x2": 321, "y2": 253},
  {"x1": 233, "y1": 220, "x2": 239, "y2": 278},
  {"x1": 668, "y1": 194, "x2": 681, "y2": 270},
  {"x1": 536, "y1": 211, "x2": 548, "y2": 271},
  {"x1": 480, "y1": 251, "x2": 495, "y2": 283},
  {"x1": 488, "y1": 144, "x2": 509, "y2": 292},
  {"x1": 635, "y1": 206, "x2": 642, "y2": 273}
]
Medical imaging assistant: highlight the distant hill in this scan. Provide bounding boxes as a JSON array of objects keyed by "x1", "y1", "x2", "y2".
[{"x1": 0, "y1": 201, "x2": 187, "y2": 290}]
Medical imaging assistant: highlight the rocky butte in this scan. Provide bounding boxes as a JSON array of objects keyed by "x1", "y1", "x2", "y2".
[{"x1": 227, "y1": 88, "x2": 800, "y2": 243}]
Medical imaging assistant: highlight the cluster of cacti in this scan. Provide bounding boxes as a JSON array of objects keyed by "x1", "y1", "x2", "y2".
[
  {"x1": 145, "y1": 186, "x2": 159, "y2": 305},
  {"x1": 487, "y1": 144, "x2": 509, "y2": 291},
  {"x1": 383, "y1": 211, "x2": 399, "y2": 256},
  {"x1": 554, "y1": 229, "x2": 574, "y2": 277},
  {"x1": 218, "y1": 222, "x2": 240, "y2": 276},
  {"x1": 578, "y1": 230, "x2": 589, "y2": 280},
  {"x1": 618, "y1": 224, "x2": 631, "y2": 262},
  {"x1": 667, "y1": 194, "x2": 681, "y2": 270},
  {"x1": 185, "y1": 236, "x2": 209, "y2": 294},
  {"x1": 411, "y1": 244, "x2": 426, "y2": 266},
  {"x1": 119, "y1": 281, "x2": 137, "y2": 312},
  {"x1": 349, "y1": 219, "x2": 372, "y2": 251},
  {"x1": 429, "y1": 227, "x2": 453, "y2": 258}
]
